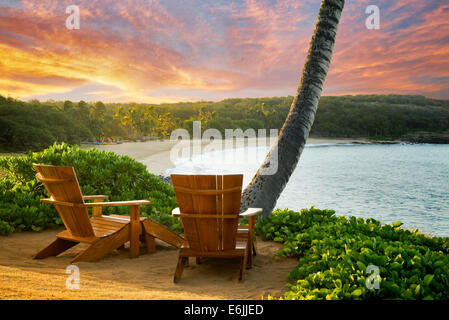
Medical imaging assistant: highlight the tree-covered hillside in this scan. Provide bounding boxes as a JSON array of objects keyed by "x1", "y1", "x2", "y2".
[{"x1": 1, "y1": 94, "x2": 448, "y2": 152}]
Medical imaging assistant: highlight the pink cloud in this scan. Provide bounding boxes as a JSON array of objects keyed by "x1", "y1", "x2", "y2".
[{"x1": 0, "y1": 0, "x2": 447, "y2": 102}]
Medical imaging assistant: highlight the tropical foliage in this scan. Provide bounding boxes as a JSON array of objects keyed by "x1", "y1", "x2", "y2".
[
  {"x1": 257, "y1": 208, "x2": 449, "y2": 300},
  {"x1": 0, "y1": 143, "x2": 181, "y2": 235},
  {"x1": 0, "y1": 96, "x2": 93, "y2": 151},
  {"x1": 1, "y1": 94, "x2": 449, "y2": 152}
]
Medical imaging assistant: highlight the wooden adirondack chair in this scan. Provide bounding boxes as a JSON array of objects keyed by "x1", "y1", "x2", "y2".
[
  {"x1": 170, "y1": 174, "x2": 262, "y2": 282},
  {"x1": 33, "y1": 164, "x2": 183, "y2": 263}
]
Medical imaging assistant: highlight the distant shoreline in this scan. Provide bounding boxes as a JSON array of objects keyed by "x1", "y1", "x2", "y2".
[{"x1": 85, "y1": 137, "x2": 387, "y2": 176}]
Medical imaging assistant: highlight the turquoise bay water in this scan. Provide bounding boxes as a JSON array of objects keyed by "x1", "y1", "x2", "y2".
[{"x1": 167, "y1": 143, "x2": 449, "y2": 237}]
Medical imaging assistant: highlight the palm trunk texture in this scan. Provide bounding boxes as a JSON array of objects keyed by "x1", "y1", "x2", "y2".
[{"x1": 241, "y1": 0, "x2": 345, "y2": 217}]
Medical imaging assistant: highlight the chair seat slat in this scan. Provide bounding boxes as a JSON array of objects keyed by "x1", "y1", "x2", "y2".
[
  {"x1": 173, "y1": 185, "x2": 241, "y2": 195},
  {"x1": 179, "y1": 214, "x2": 238, "y2": 219}
]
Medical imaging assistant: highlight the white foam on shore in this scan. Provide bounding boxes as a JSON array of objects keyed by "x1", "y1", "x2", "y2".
[{"x1": 165, "y1": 142, "x2": 360, "y2": 176}]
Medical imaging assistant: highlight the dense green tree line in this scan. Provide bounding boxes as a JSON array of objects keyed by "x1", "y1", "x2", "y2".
[
  {"x1": 1, "y1": 94, "x2": 448, "y2": 152},
  {"x1": 0, "y1": 96, "x2": 93, "y2": 151}
]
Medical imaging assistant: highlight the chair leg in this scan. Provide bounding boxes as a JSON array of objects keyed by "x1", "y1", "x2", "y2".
[
  {"x1": 145, "y1": 233, "x2": 156, "y2": 254},
  {"x1": 142, "y1": 219, "x2": 184, "y2": 248},
  {"x1": 247, "y1": 240, "x2": 253, "y2": 269},
  {"x1": 174, "y1": 256, "x2": 188, "y2": 283},
  {"x1": 34, "y1": 238, "x2": 78, "y2": 259},
  {"x1": 246, "y1": 253, "x2": 252, "y2": 269},
  {"x1": 129, "y1": 206, "x2": 141, "y2": 259},
  {"x1": 239, "y1": 253, "x2": 247, "y2": 281},
  {"x1": 71, "y1": 225, "x2": 130, "y2": 263}
]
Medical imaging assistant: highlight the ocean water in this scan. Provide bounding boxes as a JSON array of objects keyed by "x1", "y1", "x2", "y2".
[{"x1": 167, "y1": 143, "x2": 449, "y2": 237}]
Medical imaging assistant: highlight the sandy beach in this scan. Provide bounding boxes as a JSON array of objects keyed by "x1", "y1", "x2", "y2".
[
  {"x1": 89, "y1": 137, "x2": 369, "y2": 176},
  {"x1": 0, "y1": 229, "x2": 297, "y2": 300},
  {"x1": 0, "y1": 137, "x2": 367, "y2": 300}
]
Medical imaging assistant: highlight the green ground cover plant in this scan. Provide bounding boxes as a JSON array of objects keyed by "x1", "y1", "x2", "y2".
[
  {"x1": 0, "y1": 143, "x2": 181, "y2": 235},
  {"x1": 256, "y1": 207, "x2": 449, "y2": 300}
]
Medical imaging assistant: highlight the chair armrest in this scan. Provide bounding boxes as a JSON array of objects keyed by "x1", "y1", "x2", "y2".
[
  {"x1": 84, "y1": 200, "x2": 151, "y2": 207},
  {"x1": 83, "y1": 195, "x2": 109, "y2": 201},
  {"x1": 239, "y1": 208, "x2": 262, "y2": 235},
  {"x1": 85, "y1": 200, "x2": 150, "y2": 223},
  {"x1": 83, "y1": 195, "x2": 109, "y2": 217},
  {"x1": 172, "y1": 207, "x2": 180, "y2": 217},
  {"x1": 239, "y1": 208, "x2": 263, "y2": 218},
  {"x1": 172, "y1": 207, "x2": 262, "y2": 218}
]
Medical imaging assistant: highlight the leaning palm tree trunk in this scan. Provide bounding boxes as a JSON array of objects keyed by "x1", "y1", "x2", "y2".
[{"x1": 241, "y1": 0, "x2": 345, "y2": 217}]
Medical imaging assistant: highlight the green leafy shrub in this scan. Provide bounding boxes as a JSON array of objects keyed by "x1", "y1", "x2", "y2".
[
  {"x1": 0, "y1": 142, "x2": 181, "y2": 235},
  {"x1": 256, "y1": 207, "x2": 449, "y2": 300}
]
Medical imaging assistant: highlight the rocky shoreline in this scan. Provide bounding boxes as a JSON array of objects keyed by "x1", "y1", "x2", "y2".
[
  {"x1": 400, "y1": 133, "x2": 449, "y2": 144},
  {"x1": 352, "y1": 133, "x2": 449, "y2": 145}
]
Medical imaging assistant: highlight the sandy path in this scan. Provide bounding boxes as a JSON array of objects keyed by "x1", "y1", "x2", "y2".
[{"x1": 0, "y1": 229, "x2": 297, "y2": 300}]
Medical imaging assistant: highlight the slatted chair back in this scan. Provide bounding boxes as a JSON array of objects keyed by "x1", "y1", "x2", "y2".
[
  {"x1": 171, "y1": 174, "x2": 243, "y2": 252},
  {"x1": 33, "y1": 164, "x2": 95, "y2": 238}
]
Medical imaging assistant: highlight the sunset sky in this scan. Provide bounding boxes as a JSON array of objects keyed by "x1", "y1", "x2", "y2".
[{"x1": 0, "y1": 0, "x2": 448, "y2": 103}]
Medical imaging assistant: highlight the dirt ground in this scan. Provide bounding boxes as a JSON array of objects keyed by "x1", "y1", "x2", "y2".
[{"x1": 0, "y1": 229, "x2": 298, "y2": 300}]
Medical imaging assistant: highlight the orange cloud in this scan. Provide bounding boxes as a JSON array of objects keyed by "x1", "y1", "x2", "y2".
[{"x1": 0, "y1": 0, "x2": 447, "y2": 102}]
